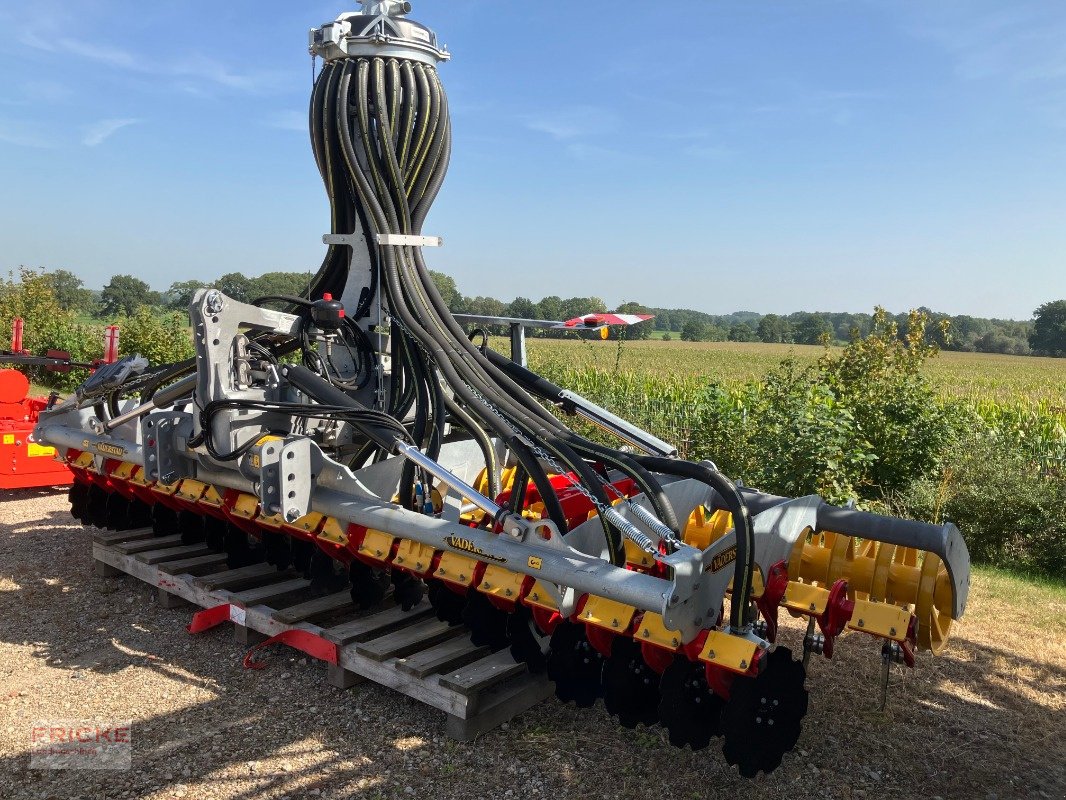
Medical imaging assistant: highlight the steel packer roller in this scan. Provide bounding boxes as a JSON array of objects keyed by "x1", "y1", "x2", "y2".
[{"x1": 34, "y1": 1, "x2": 970, "y2": 778}]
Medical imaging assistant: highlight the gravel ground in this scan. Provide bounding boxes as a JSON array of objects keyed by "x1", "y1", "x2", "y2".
[{"x1": 1, "y1": 489, "x2": 1064, "y2": 800}]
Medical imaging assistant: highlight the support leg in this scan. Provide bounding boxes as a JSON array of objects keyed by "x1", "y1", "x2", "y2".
[
  {"x1": 94, "y1": 559, "x2": 123, "y2": 578},
  {"x1": 157, "y1": 586, "x2": 189, "y2": 609},
  {"x1": 327, "y1": 662, "x2": 364, "y2": 689}
]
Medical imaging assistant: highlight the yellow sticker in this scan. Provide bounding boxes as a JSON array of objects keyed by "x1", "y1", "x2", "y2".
[
  {"x1": 2, "y1": 434, "x2": 14, "y2": 445},
  {"x1": 527, "y1": 555, "x2": 542, "y2": 570},
  {"x1": 27, "y1": 443, "x2": 56, "y2": 458}
]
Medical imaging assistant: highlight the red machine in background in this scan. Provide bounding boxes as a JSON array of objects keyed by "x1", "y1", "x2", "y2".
[
  {"x1": 0, "y1": 368, "x2": 72, "y2": 488},
  {"x1": 0, "y1": 318, "x2": 121, "y2": 489}
]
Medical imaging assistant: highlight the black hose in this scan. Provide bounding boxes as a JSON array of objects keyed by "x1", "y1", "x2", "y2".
[{"x1": 635, "y1": 456, "x2": 755, "y2": 631}]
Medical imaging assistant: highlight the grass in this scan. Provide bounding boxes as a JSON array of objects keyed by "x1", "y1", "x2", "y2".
[{"x1": 971, "y1": 564, "x2": 1066, "y2": 634}]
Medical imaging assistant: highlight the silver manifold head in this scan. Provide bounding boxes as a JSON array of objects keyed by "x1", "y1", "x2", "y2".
[{"x1": 309, "y1": 0, "x2": 449, "y2": 65}]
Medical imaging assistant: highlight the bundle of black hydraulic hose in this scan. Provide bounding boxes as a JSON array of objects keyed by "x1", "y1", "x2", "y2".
[{"x1": 304, "y1": 53, "x2": 756, "y2": 625}]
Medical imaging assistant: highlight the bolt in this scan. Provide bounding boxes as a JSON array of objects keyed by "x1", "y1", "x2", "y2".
[
  {"x1": 505, "y1": 588, "x2": 513, "y2": 597},
  {"x1": 531, "y1": 592, "x2": 540, "y2": 601},
  {"x1": 611, "y1": 618, "x2": 618, "y2": 628},
  {"x1": 642, "y1": 629, "x2": 650, "y2": 638},
  {"x1": 740, "y1": 659, "x2": 747, "y2": 669},
  {"x1": 483, "y1": 582, "x2": 492, "y2": 590},
  {"x1": 708, "y1": 650, "x2": 716, "y2": 659},
  {"x1": 204, "y1": 289, "x2": 225, "y2": 315},
  {"x1": 671, "y1": 637, "x2": 680, "y2": 647},
  {"x1": 858, "y1": 619, "x2": 865, "y2": 628},
  {"x1": 889, "y1": 627, "x2": 897, "y2": 637},
  {"x1": 809, "y1": 603, "x2": 817, "y2": 611},
  {"x1": 585, "y1": 611, "x2": 593, "y2": 619}
]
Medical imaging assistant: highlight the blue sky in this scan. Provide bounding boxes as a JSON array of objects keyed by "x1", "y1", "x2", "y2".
[{"x1": 1, "y1": 1, "x2": 1064, "y2": 319}]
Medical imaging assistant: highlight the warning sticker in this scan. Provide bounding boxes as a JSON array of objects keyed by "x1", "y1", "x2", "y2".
[
  {"x1": 2, "y1": 434, "x2": 14, "y2": 445},
  {"x1": 27, "y1": 443, "x2": 56, "y2": 458}
]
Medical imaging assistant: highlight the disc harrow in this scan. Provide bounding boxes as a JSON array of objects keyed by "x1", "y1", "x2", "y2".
[{"x1": 34, "y1": 0, "x2": 971, "y2": 779}]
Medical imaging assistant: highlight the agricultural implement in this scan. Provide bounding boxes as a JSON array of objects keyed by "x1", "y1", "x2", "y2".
[
  {"x1": 34, "y1": 1, "x2": 970, "y2": 777},
  {"x1": 0, "y1": 320, "x2": 120, "y2": 489}
]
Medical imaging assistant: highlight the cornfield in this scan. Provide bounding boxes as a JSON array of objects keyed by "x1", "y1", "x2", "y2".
[{"x1": 524, "y1": 344, "x2": 1066, "y2": 475}]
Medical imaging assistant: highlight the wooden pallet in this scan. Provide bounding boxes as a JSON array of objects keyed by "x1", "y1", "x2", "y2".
[{"x1": 92, "y1": 527, "x2": 553, "y2": 739}]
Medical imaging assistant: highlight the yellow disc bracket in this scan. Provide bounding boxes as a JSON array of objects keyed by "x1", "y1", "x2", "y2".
[
  {"x1": 434, "y1": 551, "x2": 478, "y2": 587},
  {"x1": 357, "y1": 529, "x2": 396, "y2": 563},
  {"x1": 579, "y1": 596, "x2": 637, "y2": 633},
  {"x1": 698, "y1": 630, "x2": 760, "y2": 674},
  {"x1": 847, "y1": 599, "x2": 911, "y2": 641},
  {"x1": 635, "y1": 612, "x2": 682, "y2": 650},
  {"x1": 477, "y1": 565, "x2": 528, "y2": 603},
  {"x1": 317, "y1": 517, "x2": 349, "y2": 547},
  {"x1": 524, "y1": 580, "x2": 560, "y2": 612},
  {"x1": 392, "y1": 538, "x2": 437, "y2": 574},
  {"x1": 176, "y1": 479, "x2": 208, "y2": 504}
]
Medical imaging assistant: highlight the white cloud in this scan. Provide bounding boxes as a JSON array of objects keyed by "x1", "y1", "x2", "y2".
[
  {"x1": 82, "y1": 118, "x2": 140, "y2": 147},
  {"x1": 19, "y1": 28, "x2": 285, "y2": 95}
]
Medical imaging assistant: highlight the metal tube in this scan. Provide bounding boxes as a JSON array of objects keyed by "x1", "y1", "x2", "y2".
[
  {"x1": 36, "y1": 425, "x2": 145, "y2": 464},
  {"x1": 393, "y1": 441, "x2": 502, "y2": 518}
]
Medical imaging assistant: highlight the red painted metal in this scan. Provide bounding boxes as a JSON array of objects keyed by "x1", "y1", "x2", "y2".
[
  {"x1": 0, "y1": 368, "x2": 72, "y2": 489},
  {"x1": 103, "y1": 325, "x2": 120, "y2": 364},
  {"x1": 816, "y1": 579, "x2": 855, "y2": 660},
  {"x1": 754, "y1": 560, "x2": 790, "y2": 643},
  {"x1": 242, "y1": 630, "x2": 339, "y2": 669},
  {"x1": 11, "y1": 318, "x2": 24, "y2": 354},
  {"x1": 186, "y1": 603, "x2": 233, "y2": 634}
]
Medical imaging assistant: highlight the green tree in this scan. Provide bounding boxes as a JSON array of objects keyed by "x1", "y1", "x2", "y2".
[
  {"x1": 1029, "y1": 300, "x2": 1066, "y2": 356},
  {"x1": 680, "y1": 320, "x2": 707, "y2": 341},
  {"x1": 615, "y1": 301, "x2": 653, "y2": 340},
  {"x1": 216, "y1": 272, "x2": 252, "y2": 303},
  {"x1": 536, "y1": 295, "x2": 564, "y2": 322},
  {"x1": 120, "y1": 307, "x2": 195, "y2": 365},
  {"x1": 794, "y1": 313, "x2": 833, "y2": 345},
  {"x1": 100, "y1": 274, "x2": 160, "y2": 316},
  {"x1": 728, "y1": 322, "x2": 757, "y2": 342},
  {"x1": 429, "y1": 270, "x2": 463, "y2": 312},
  {"x1": 757, "y1": 314, "x2": 790, "y2": 343},
  {"x1": 505, "y1": 297, "x2": 539, "y2": 320},
  {"x1": 0, "y1": 268, "x2": 102, "y2": 390},
  {"x1": 46, "y1": 269, "x2": 94, "y2": 313},
  {"x1": 165, "y1": 280, "x2": 204, "y2": 311},
  {"x1": 559, "y1": 296, "x2": 608, "y2": 323},
  {"x1": 251, "y1": 271, "x2": 313, "y2": 300}
]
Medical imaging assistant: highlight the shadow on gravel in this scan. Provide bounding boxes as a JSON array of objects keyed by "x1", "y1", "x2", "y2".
[{"x1": 1, "y1": 492, "x2": 1064, "y2": 800}]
